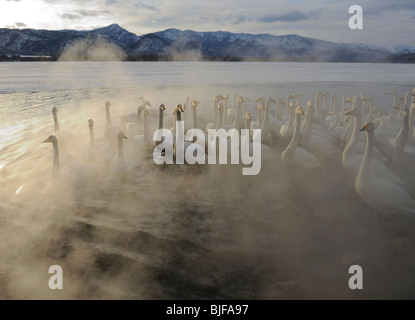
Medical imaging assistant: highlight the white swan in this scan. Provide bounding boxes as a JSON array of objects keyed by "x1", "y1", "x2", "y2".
[
  {"x1": 111, "y1": 131, "x2": 136, "y2": 172},
  {"x1": 174, "y1": 104, "x2": 202, "y2": 164},
  {"x1": 154, "y1": 104, "x2": 167, "y2": 147},
  {"x1": 51, "y1": 107, "x2": 75, "y2": 146},
  {"x1": 279, "y1": 101, "x2": 296, "y2": 143},
  {"x1": 128, "y1": 109, "x2": 153, "y2": 156},
  {"x1": 342, "y1": 108, "x2": 403, "y2": 183},
  {"x1": 300, "y1": 100, "x2": 339, "y2": 158},
  {"x1": 104, "y1": 100, "x2": 123, "y2": 145},
  {"x1": 42, "y1": 135, "x2": 101, "y2": 187},
  {"x1": 355, "y1": 122, "x2": 415, "y2": 214},
  {"x1": 281, "y1": 107, "x2": 321, "y2": 170},
  {"x1": 121, "y1": 106, "x2": 146, "y2": 136},
  {"x1": 88, "y1": 119, "x2": 114, "y2": 167},
  {"x1": 254, "y1": 97, "x2": 275, "y2": 145},
  {"x1": 205, "y1": 95, "x2": 224, "y2": 133}
]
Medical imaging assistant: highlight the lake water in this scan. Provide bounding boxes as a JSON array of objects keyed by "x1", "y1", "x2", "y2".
[{"x1": 0, "y1": 62, "x2": 414, "y2": 299}]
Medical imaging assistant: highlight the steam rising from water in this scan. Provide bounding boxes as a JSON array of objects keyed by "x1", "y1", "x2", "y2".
[
  {"x1": 1, "y1": 62, "x2": 415, "y2": 299},
  {"x1": 58, "y1": 37, "x2": 127, "y2": 61}
]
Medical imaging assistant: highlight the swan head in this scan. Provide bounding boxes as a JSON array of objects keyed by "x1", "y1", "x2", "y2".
[
  {"x1": 118, "y1": 131, "x2": 127, "y2": 140},
  {"x1": 88, "y1": 119, "x2": 94, "y2": 128},
  {"x1": 52, "y1": 107, "x2": 58, "y2": 115},
  {"x1": 41, "y1": 135, "x2": 58, "y2": 144},
  {"x1": 296, "y1": 107, "x2": 304, "y2": 115},
  {"x1": 306, "y1": 100, "x2": 313, "y2": 108},
  {"x1": 289, "y1": 101, "x2": 295, "y2": 108},
  {"x1": 360, "y1": 122, "x2": 374, "y2": 132},
  {"x1": 216, "y1": 95, "x2": 225, "y2": 101},
  {"x1": 159, "y1": 104, "x2": 166, "y2": 111},
  {"x1": 245, "y1": 113, "x2": 251, "y2": 120},
  {"x1": 345, "y1": 108, "x2": 359, "y2": 116},
  {"x1": 192, "y1": 100, "x2": 199, "y2": 108},
  {"x1": 256, "y1": 97, "x2": 264, "y2": 103},
  {"x1": 176, "y1": 104, "x2": 184, "y2": 113},
  {"x1": 105, "y1": 100, "x2": 111, "y2": 108}
]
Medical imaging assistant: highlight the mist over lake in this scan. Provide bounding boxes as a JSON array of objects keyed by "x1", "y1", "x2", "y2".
[{"x1": 0, "y1": 61, "x2": 414, "y2": 299}]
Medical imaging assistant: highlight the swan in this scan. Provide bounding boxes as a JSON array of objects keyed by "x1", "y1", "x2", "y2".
[
  {"x1": 281, "y1": 107, "x2": 321, "y2": 170},
  {"x1": 254, "y1": 97, "x2": 275, "y2": 145},
  {"x1": 137, "y1": 96, "x2": 154, "y2": 116},
  {"x1": 222, "y1": 94, "x2": 230, "y2": 124},
  {"x1": 279, "y1": 101, "x2": 296, "y2": 143},
  {"x1": 216, "y1": 103, "x2": 233, "y2": 131},
  {"x1": 111, "y1": 131, "x2": 136, "y2": 172},
  {"x1": 241, "y1": 112, "x2": 273, "y2": 165},
  {"x1": 42, "y1": 135, "x2": 101, "y2": 187},
  {"x1": 226, "y1": 95, "x2": 237, "y2": 125},
  {"x1": 342, "y1": 108, "x2": 403, "y2": 183},
  {"x1": 154, "y1": 104, "x2": 167, "y2": 147},
  {"x1": 119, "y1": 105, "x2": 146, "y2": 124},
  {"x1": 281, "y1": 94, "x2": 294, "y2": 122},
  {"x1": 127, "y1": 109, "x2": 153, "y2": 156},
  {"x1": 88, "y1": 119, "x2": 114, "y2": 167},
  {"x1": 205, "y1": 95, "x2": 224, "y2": 133},
  {"x1": 121, "y1": 106, "x2": 146, "y2": 136},
  {"x1": 355, "y1": 122, "x2": 415, "y2": 214},
  {"x1": 275, "y1": 98, "x2": 285, "y2": 121},
  {"x1": 300, "y1": 100, "x2": 339, "y2": 158},
  {"x1": 174, "y1": 104, "x2": 202, "y2": 164},
  {"x1": 104, "y1": 100, "x2": 123, "y2": 145},
  {"x1": 51, "y1": 107, "x2": 75, "y2": 146}
]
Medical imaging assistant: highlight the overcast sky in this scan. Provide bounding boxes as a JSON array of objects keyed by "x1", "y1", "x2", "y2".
[{"x1": 1, "y1": 0, "x2": 414, "y2": 48}]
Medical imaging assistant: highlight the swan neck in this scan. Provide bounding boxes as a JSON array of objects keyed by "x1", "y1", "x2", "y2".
[
  {"x1": 288, "y1": 106, "x2": 295, "y2": 128},
  {"x1": 105, "y1": 106, "x2": 112, "y2": 131},
  {"x1": 159, "y1": 110, "x2": 164, "y2": 129},
  {"x1": 303, "y1": 108, "x2": 313, "y2": 140},
  {"x1": 217, "y1": 108, "x2": 224, "y2": 129},
  {"x1": 53, "y1": 112, "x2": 60, "y2": 132},
  {"x1": 345, "y1": 112, "x2": 361, "y2": 154},
  {"x1": 357, "y1": 129, "x2": 374, "y2": 181},
  {"x1": 394, "y1": 111, "x2": 409, "y2": 155},
  {"x1": 193, "y1": 106, "x2": 197, "y2": 129},
  {"x1": 213, "y1": 100, "x2": 219, "y2": 127},
  {"x1": 285, "y1": 113, "x2": 301, "y2": 157},
  {"x1": 52, "y1": 140, "x2": 59, "y2": 177},
  {"x1": 261, "y1": 104, "x2": 270, "y2": 130}
]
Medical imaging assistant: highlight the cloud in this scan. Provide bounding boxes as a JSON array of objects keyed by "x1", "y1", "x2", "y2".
[
  {"x1": 15, "y1": 22, "x2": 26, "y2": 27},
  {"x1": 106, "y1": 0, "x2": 117, "y2": 4},
  {"x1": 257, "y1": 11, "x2": 318, "y2": 23},
  {"x1": 76, "y1": 9, "x2": 111, "y2": 17},
  {"x1": 59, "y1": 13, "x2": 82, "y2": 20},
  {"x1": 134, "y1": 2, "x2": 160, "y2": 12}
]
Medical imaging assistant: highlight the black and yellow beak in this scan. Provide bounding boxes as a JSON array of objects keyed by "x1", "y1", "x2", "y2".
[{"x1": 360, "y1": 123, "x2": 369, "y2": 132}]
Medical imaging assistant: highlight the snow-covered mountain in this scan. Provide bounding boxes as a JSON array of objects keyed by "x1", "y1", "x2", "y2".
[{"x1": 0, "y1": 24, "x2": 397, "y2": 62}]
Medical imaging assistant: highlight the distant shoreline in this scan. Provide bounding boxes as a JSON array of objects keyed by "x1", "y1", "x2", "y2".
[{"x1": 1, "y1": 55, "x2": 414, "y2": 63}]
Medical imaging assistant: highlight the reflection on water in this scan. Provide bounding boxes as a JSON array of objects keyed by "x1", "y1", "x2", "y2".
[{"x1": 1, "y1": 62, "x2": 415, "y2": 299}]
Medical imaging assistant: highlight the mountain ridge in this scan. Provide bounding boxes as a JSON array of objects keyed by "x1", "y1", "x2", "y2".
[{"x1": 0, "y1": 24, "x2": 410, "y2": 62}]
